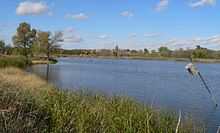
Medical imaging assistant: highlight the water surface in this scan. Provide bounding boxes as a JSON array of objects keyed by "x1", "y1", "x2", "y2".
[{"x1": 28, "y1": 57, "x2": 220, "y2": 132}]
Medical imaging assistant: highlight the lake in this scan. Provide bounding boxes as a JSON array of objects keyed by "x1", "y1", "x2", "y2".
[{"x1": 28, "y1": 57, "x2": 220, "y2": 132}]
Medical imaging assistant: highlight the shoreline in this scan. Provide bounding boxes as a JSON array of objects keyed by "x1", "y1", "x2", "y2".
[
  {"x1": 56, "y1": 55, "x2": 220, "y2": 63},
  {"x1": 32, "y1": 58, "x2": 58, "y2": 65}
]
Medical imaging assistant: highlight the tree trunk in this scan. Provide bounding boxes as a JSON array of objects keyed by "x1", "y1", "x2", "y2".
[
  {"x1": 47, "y1": 50, "x2": 50, "y2": 61},
  {"x1": 47, "y1": 45, "x2": 50, "y2": 61},
  {"x1": 23, "y1": 45, "x2": 29, "y2": 65}
]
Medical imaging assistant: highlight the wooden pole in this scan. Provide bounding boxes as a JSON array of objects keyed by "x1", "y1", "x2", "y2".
[{"x1": 198, "y1": 72, "x2": 218, "y2": 107}]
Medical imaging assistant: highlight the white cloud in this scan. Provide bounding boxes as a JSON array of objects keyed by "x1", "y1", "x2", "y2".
[
  {"x1": 16, "y1": 1, "x2": 49, "y2": 16},
  {"x1": 144, "y1": 33, "x2": 161, "y2": 37},
  {"x1": 204, "y1": 35, "x2": 220, "y2": 44},
  {"x1": 62, "y1": 28, "x2": 83, "y2": 43},
  {"x1": 163, "y1": 39, "x2": 195, "y2": 49},
  {"x1": 66, "y1": 13, "x2": 89, "y2": 21},
  {"x1": 162, "y1": 35, "x2": 220, "y2": 49},
  {"x1": 120, "y1": 11, "x2": 134, "y2": 17},
  {"x1": 129, "y1": 33, "x2": 137, "y2": 38},
  {"x1": 48, "y1": 11, "x2": 53, "y2": 16},
  {"x1": 98, "y1": 34, "x2": 109, "y2": 39},
  {"x1": 155, "y1": 0, "x2": 169, "y2": 11},
  {"x1": 190, "y1": 0, "x2": 216, "y2": 8}
]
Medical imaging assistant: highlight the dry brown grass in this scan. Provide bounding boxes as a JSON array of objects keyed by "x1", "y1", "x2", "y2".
[
  {"x1": 32, "y1": 60, "x2": 50, "y2": 64},
  {"x1": 0, "y1": 67, "x2": 53, "y2": 92},
  {"x1": 0, "y1": 68, "x2": 52, "y2": 132}
]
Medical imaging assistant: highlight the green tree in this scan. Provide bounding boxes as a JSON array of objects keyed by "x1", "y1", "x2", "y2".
[
  {"x1": 37, "y1": 31, "x2": 63, "y2": 60},
  {"x1": 144, "y1": 48, "x2": 149, "y2": 54},
  {"x1": 150, "y1": 50, "x2": 159, "y2": 57},
  {"x1": 4, "y1": 45, "x2": 13, "y2": 55},
  {"x1": 192, "y1": 45, "x2": 209, "y2": 58},
  {"x1": 0, "y1": 40, "x2": 5, "y2": 54},
  {"x1": 12, "y1": 22, "x2": 36, "y2": 62},
  {"x1": 31, "y1": 42, "x2": 42, "y2": 56},
  {"x1": 158, "y1": 46, "x2": 171, "y2": 57},
  {"x1": 172, "y1": 48, "x2": 192, "y2": 58},
  {"x1": 37, "y1": 31, "x2": 50, "y2": 56}
]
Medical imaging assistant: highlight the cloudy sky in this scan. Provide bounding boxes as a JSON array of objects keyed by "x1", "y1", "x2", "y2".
[{"x1": 0, "y1": 0, "x2": 220, "y2": 50}]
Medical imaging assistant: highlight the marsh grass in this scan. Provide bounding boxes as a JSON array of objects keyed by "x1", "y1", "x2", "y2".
[
  {"x1": 0, "y1": 68, "x2": 206, "y2": 133},
  {"x1": 0, "y1": 56, "x2": 31, "y2": 68}
]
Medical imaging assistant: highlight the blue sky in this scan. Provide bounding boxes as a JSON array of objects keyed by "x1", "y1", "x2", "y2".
[{"x1": 0, "y1": 0, "x2": 220, "y2": 50}]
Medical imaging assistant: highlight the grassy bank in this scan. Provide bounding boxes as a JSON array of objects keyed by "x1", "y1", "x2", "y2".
[
  {"x1": 0, "y1": 55, "x2": 31, "y2": 68},
  {"x1": 32, "y1": 59, "x2": 57, "y2": 65},
  {"x1": 0, "y1": 56, "x2": 57, "y2": 68},
  {"x1": 0, "y1": 67, "x2": 205, "y2": 132},
  {"x1": 31, "y1": 56, "x2": 58, "y2": 65}
]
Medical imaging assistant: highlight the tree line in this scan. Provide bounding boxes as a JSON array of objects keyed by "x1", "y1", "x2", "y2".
[{"x1": 59, "y1": 45, "x2": 220, "y2": 59}]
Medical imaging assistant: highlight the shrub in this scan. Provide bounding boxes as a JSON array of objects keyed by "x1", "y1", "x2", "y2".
[{"x1": 0, "y1": 56, "x2": 31, "y2": 68}]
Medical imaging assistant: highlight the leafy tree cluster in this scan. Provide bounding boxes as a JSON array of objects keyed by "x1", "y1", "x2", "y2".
[
  {"x1": 12, "y1": 23, "x2": 37, "y2": 61},
  {"x1": 12, "y1": 22, "x2": 63, "y2": 63},
  {"x1": 0, "y1": 40, "x2": 5, "y2": 54}
]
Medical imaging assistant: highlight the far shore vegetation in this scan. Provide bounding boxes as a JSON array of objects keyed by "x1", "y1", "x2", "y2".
[
  {"x1": 57, "y1": 45, "x2": 220, "y2": 63},
  {"x1": 0, "y1": 22, "x2": 220, "y2": 67}
]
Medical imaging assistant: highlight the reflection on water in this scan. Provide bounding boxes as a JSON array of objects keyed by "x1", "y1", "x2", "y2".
[
  {"x1": 28, "y1": 57, "x2": 220, "y2": 132},
  {"x1": 46, "y1": 64, "x2": 49, "y2": 81}
]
